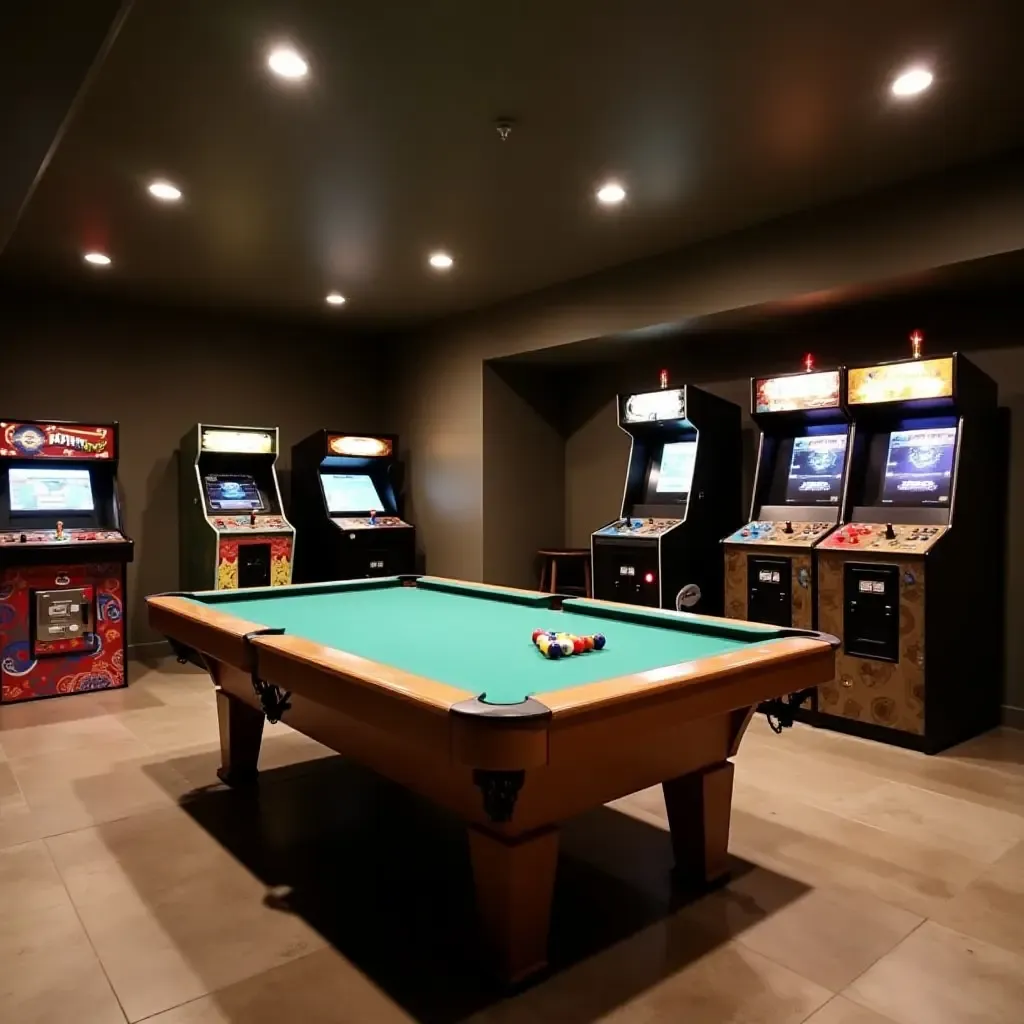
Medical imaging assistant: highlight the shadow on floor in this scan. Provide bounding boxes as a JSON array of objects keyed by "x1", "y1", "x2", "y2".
[{"x1": 122, "y1": 753, "x2": 808, "y2": 1022}]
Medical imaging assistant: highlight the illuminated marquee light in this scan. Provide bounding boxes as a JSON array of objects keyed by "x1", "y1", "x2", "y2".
[
  {"x1": 848, "y1": 357, "x2": 954, "y2": 405},
  {"x1": 0, "y1": 422, "x2": 112, "y2": 459},
  {"x1": 200, "y1": 429, "x2": 274, "y2": 454},
  {"x1": 622, "y1": 388, "x2": 686, "y2": 423},
  {"x1": 327, "y1": 435, "x2": 393, "y2": 457},
  {"x1": 754, "y1": 371, "x2": 841, "y2": 414}
]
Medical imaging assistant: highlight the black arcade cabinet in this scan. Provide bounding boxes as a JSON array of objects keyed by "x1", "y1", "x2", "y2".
[
  {"x1": 723, "y1": 367, "x2": 852, "y2": 629},
  {"x1": 291, "y1": 431, "x2": 415, "y2": 582},
  {"x1": 813, "y1": 350, "x2": 1004, "y2": 752},
  {"x1": 591, "y1": 381, "x2": 742, "y2": 613},
  {"x1": 0, "y1": 419, "x2": 134, "y2": 703}
]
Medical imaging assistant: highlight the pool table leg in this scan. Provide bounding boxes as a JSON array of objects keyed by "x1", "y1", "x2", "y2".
[
  {"x1": 216, "y1": 690, "x2": 264, "y2": 786},
  {"x1": 662, "y1": 761, "x2": 734, "y2": 886},
  {"x1": 468, "y1": 825, "x2": 559, "y2": 983}
]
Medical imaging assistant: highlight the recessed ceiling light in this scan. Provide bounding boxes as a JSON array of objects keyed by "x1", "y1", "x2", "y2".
[
  {"x1": 267, "y1": 46, "x2": 308, "y2": 80},
  {"x1": 147, "y1": 180, "x2": 182, "y2": 202},
  {"x1": 596, "y1": 181, "x2": 626, "y2": 205},
  {"x1": 428, "y1": 251, "x2": 454, "y2": 270},
  {"x1": 891, "y1": 67, "x2": 933, "y2": 98},
  {"x1": 325, "y1": 292, "x2": 346, "y2": 306},
  {"x1": 83, "y1": 252, "x2": 111, "y2": 266}
]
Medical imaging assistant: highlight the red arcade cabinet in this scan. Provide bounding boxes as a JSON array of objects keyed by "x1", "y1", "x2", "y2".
[{"x1": 0, "y1": 419, "x2": 134, "y2": 703}]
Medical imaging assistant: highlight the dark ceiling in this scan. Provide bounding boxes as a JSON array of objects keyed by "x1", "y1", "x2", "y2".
[{"x1": 4, "y1": 0, "x2": 1024, "y2": 325}]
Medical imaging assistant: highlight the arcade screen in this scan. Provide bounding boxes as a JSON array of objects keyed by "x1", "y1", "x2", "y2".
[
  {"x1": 646, "y1": 440, "x2": 698, "y2": 498},
  {"x1": 204, "y1": 474, "x2": 264, "y2": 511},
  {"x1": 881, "y1": 426, "x2": 957, "y2": 506},
  {"x1": 784, "y1": 433, "x2": 848, "y2": 504},
  {"x1": 9, "y1": 467, "x2": 95, "y2": 512},
  {"x1": 321, "y1": 473, "x2": 385, "y2": 513}
]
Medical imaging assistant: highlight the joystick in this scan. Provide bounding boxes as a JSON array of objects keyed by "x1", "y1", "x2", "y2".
[
  {"x1": 884, "y1": 523, "x2": 896, "y2": 540},
  {"x1": 783, "y1": 521, "x2": 794, "y2": 534}
]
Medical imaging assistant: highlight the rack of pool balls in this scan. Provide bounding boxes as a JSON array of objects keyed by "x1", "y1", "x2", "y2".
[{"x1": 532, "y1": 629, "x2": 606, "y2": 659}]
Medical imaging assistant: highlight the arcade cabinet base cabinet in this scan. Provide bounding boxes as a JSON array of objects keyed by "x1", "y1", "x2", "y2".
[{"x1": 0, "y1": 420, "x2": 134, "y2": 703}]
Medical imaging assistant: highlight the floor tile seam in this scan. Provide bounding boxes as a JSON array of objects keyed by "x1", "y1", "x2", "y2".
[
  {"x1": 875, "y1": 776, "x2": 1024, "y2": 830},
  {"x1": 835, "y1": 917, "x2": 931, "y2": 1011},
  {"x1": 729, "y1": 886, "x2": 926, "y2": 993},
  {"x1": 125, "y1": 944, "x2": 329, "y2": 1024},
  {"x1": 41, "y1": 832, "x2": 130, "y2": 1023}
]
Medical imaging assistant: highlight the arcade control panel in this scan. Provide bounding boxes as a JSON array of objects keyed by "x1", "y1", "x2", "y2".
[
  {"x1": 817, "y1": 523, "x2": 947, "y2": 554},
  {"x1": 0, "y1": 529, "x2": 125, "y2": 546},
  {"x1": 724, "y1": 520, "x2": 836, "y2": 548},
  {"x1": 333, "y1": 516, "x2": 410, "y2": 530},
  {"x1": 210, "y1": 514, "x2": 291, "y2": 533},
  {"x1": 593, "y1": 518, "x2": 682, "y2": 538}
]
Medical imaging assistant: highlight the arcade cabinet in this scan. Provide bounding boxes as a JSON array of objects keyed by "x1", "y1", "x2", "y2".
[
  {"x1": 591, "y1": 381, "x2": 742, "y2": 613},
  {"x1": 0, "y1": 419, "x2": 133, "y2": 703},
  {"x1": 723, "y1": 367, "x2": 852, "y2": 629},
  {"x1": 290, "y1": 431, "x2": 415, "y2": 582},
  {"x1": 813, "y1": 350, "x2": 1003, "y2": 752},
  {"x1": 178, "y1": 424, "x2": 295, "y2": 591}
]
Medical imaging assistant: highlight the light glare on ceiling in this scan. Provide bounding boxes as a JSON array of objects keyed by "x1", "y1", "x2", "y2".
[
  {"x1": 267, "y1": 46, "x2": 309, "y2": 80},
  {"x1": 83, "y1": 252, "x2": 111, "y2": 266},
  {"x1": 428, "y1": 252, "x2": 454, "y2": 270},
  {"x1": 325, "y1": 292, "x2": 346, "y2": 306},
  {"x1": 596, "y1": 182, "x2": 626, "y2": 205},
  {"x1": 891, "y1": 67, "x2": 933, "y2": 97},
  {"x1": 147, "y1": 180, "x2": 182, "y2": 202}
]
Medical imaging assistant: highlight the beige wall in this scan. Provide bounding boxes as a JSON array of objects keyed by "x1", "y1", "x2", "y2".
[
  {"x1": 392, "y1": 156, "x2": 1024, "y2": 587},
  {"x1": 482, "y1": 366, "x2": 564, "y2": 589},
  {"x1": 4, "y1": 295, "x2": 384, "y2": 645}
]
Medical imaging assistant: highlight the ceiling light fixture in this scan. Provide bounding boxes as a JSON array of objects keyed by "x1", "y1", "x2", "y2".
[
  {"x1": 891, "y1": 66, "x2": 933, "y2": 98},
  {"x1": 83, "y1": 252, "x2": 111, "y2": 266},
  {"x1": 147, "y1": 180, "x2": 182, "y2": 202},
  {"x1": 325, "y1": 292, "x2": 346, "y2": 306},
  {"x1": 267, "y1": 46, "x2": 309, "y2": 80},
  {"x1": 428, "y1": 251, "x2": 454, "y2": 270},
  {"x1": 596, "y1": 181, "x2": 626, "y2": 205}
]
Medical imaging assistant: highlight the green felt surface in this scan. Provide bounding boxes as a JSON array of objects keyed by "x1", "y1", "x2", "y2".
[{"x1": 188, "y1": 578, "x2": 786, "y2": 705}]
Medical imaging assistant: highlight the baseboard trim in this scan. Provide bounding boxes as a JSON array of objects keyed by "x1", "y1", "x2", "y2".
[
  {"x1": 1001, "y1": 704, "x2": 1024, "y2": 731},
  {"x1": 128, "y1": 639, "x2": 172, "y2": 660}
]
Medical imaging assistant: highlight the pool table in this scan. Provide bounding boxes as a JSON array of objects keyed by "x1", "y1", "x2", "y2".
[{"x1": 148, "y1": 575, "x2": 837, "y2": 982}]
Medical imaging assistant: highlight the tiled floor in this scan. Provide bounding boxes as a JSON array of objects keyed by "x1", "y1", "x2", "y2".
[{"x1": 2, "y1": 657, "x2": 1023, "y2": 1024}]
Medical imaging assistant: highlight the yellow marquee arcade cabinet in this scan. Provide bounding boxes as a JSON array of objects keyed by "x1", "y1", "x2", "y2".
[
  {"x1": 178, "y1": 424, "x2": 295, "y2": 591},
  {"x1": 812, "y1": 349, "x2": 1003, "y2": 752},
  {"x1": 591, "y1": 379, "x2": 742, "y2": 613},
  {"x1": 723, "y1": 366, "x2": 852, "y2": 629}
]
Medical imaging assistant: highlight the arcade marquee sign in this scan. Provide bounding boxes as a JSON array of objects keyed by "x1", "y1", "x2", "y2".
[
  {"x1": 327, "y1": 435, "x2": 393, "y2": 457},
  {"x1": 754, "y1": 370, "x2": 841, "y2": 414},
  {"x1": 848, "y1": 357, "x2": 954, "y2": 405},
  {"x1": 0, "y1": 421, "x2": 114, "y2": 459},
  {"x1": 200, "y1": 427, "x2": 275, "y2": 454}
]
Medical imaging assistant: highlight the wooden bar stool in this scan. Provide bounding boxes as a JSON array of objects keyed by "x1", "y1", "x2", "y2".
[{"x1": 537, "y1": 548, "x2": 592, "y2": 597}]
